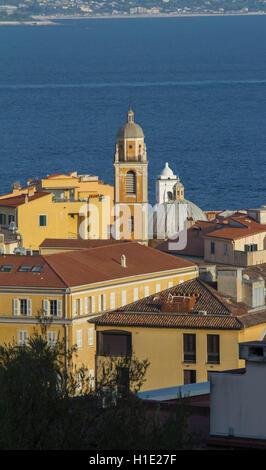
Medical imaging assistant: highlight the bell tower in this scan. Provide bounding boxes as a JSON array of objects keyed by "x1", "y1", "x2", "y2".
[{"x1": 113, "y1": 105, "x2": 148, "y2": 244}]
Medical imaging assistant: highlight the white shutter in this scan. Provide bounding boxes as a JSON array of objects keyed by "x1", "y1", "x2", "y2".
[
  {"x1": 88, "y1": 328, "x2": 94, "y2": 346},
  {"x1": 156, "y1": 283, "x2": 161, "y2": 293},
  {"x1": 57, "y1": 300, "x2": 62, "y2": 317},
  {"x1": 110, "y1": 292, "x2": 115, "y2": 310},
  {"x1": 73, "y1": 299, "x2": 77, "y2": 316},
  {"x1": 13, "y1": 298, "x2": 19, "y2": 316},
  {"x1": 103, "y1": 294, "x2": 106, "y2": 311},
  {"x1": 144, "y1": 286, "x2": 149, "y2": 297},
  {"x1": 91, "y1": 296, "x2": 95, "y2": 313},
  {"x1": 168, "y1": 281, "x2": 173, "y2": 288},
  {"x1": 27, "y1": 299, "x2": 32, "y2": 316},
  {"x1": 98, "y1": 295, "x2": 102, "y2": 312},
  {"x1": 122, "y1": 290, "x2": 127, "y2": 306},
  {"x1": 79, "y1": 298, "x2": 83, "y2": 315},
  {"x1": 18, "y1": 330, "x2": 28, "y2": 346},
  {"x1": 77, "y1": 329, "x2": 82, "y2": 348},
  {"x1": 43, "y1": 299, "x2": 49, "y2": 316},
  {"x1": 134, "y1": 288, "x2": 138, "y2": 302},
  {"x1": 47, "y1": 331, "x2": 56, "y2": 347},
  {"x1": 85, "y1": 297, "x2": 89, "y2": 315}
]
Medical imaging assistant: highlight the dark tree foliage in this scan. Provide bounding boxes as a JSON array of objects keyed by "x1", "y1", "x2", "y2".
[{"x1": 0, "y1": 320, "x2": 202, "y2": 450}]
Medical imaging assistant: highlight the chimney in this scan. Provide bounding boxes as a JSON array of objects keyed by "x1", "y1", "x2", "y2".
[
  {"x1": 121, "y1": 254, "x2": 127, "y2": 268},
  {"x1": 161, "y1": 293, "x2": 199, "y2": 314}
]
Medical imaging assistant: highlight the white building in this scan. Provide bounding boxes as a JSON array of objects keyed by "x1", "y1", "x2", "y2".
[{"x1": 210, "y1": 340, "x2": 266, "y2": 443}]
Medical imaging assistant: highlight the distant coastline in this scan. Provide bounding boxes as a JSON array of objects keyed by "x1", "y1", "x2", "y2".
[{"x1": 0, "y1": 11, "x2": 266, "y2": 25}]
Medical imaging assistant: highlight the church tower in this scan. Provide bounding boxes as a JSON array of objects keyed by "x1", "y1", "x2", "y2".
[{"x1": 113, "y1": 105, "x2": 148, "y2": 244}]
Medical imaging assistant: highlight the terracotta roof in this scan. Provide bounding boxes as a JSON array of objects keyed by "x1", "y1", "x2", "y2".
[
  {"x1": 204, "y1": 217, "x2": 266, "y2": 241},
  {"x1": 0, "y1": 255, "x2": 66, "y2": 288},
  {"x1": 0, "y1": 242, "x2": 196, "y2": 289},
  {"x1": 243, "y1": 263, "x2": 266, "y2": 283},
  {"x1": 40, "y1": 238, "x2": 130, "y2": 249},
  {"x1": 91, "y1": 276, "x2": 266, "y2": 331},
  {"x1": 42, "y1": 242, "x2": 196, "y2": 288},
  {"x1": 0, "y1": 192, "x2": 49, "y2": 208},
  {"x1": 90, "y1": 311, "x2": 242, "y2": 330},
  {"x1": 90, "y1": 277, "x2": 254, "y2": 330}
]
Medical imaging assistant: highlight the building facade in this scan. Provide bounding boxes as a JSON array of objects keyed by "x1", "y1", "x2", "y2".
[
  {"x1": 91, "y1": 273, "x2": 266, "y2": 393},
  {"x1": 0, "y1": 242, "x2": 198, "y2": 380}
]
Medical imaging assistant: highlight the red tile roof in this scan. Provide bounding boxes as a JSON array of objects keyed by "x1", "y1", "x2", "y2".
[
  {"x1": 0, "y1": 242, "x2": 196, "y2": 289},
  {"x1": 0, "y1": 192, "x2": 49, "y2": 208},
  {"x1": 90, "y1": 277, "x2": 266, "y2": 331},
  {"x1": 204, "y1": 217, "x2": 266, "y2": 241}
]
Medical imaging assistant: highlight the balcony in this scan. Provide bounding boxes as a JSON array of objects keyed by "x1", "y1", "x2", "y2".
[{"x1": 233, "y1": 249, "x2": 266, "y2": 267}]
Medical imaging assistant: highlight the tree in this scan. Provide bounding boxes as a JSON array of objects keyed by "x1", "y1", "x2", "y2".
[{"x1": 0, "y1": 317, "x2": 202, "y2": 450}]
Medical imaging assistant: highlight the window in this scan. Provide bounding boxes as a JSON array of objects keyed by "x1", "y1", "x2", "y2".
[
  {"x1": 0, "y1": 213, "x2": 6, "y2": 225},
  {"x1": 77, "y1": 330, "x2": 82, "y2": 349},
  {"x1": 43, "y1": 299, "x2": 62, "y2": 317},
  {"x1": 133, "y1": 287, "x2": 138, "y2": 302},
  {"x1": 88, "y1": 328, "x2": 94, "y2": 346},
  {"x1": 110, "y1": 292, "x2": 116, "y2": 310},
  {"x1": 18, "y1": 330, "x2": 28, "y2": 346},
  {"x1": 128, "y1": 216, "x2": 134, "y2": 233},
  {"x1": 126, "y1": 171, "x2": 136, "y2": 194},
  {"x1": 184, "y1": 370, "x2": 196, "y2": 385},
  {"x1": 98, "y1": 294, "x2": 106, "y2": 312},
  {"x1": 85, "y1": 296, "x2": 95, "y2": 314},
  {"x1": 0, "y1": 264, "x2": 13, "y2": 272},
  {"x1": 97, "y1": 330, "x2": 132, "y2": 356},
  {"x1": 210, "y1": 242, "x2": 215, "y2": 254},
  {"x1": 155, "y1": 283, "x2": 161, "y2": 293},
  {"x1": 183, "y1": 334, "x2": 196, "y2": 363},
  {"x1": 47, "y1": 331, "x2": 57, "y2": 347},
  {"x1": 168, "y1": 281, "x2": 173, "y2": 288},
  {"x1": 122, "y1": 290, "x2": 127, "y2": 306},
  {"x1": 73, "y1": 298, "x2": 82, "y2": 316},
  {"x1": 13, "y1": 299, "x2": 31, "y2": 316},
  {"x1": 18, "y1": 265, "x2": 32, "y2": 272},
  {"x1": 144, "y1": 286, "x2": 149, "y2": 297},
  {"x1": 39, "y1": 215, "x2": 47, "y2": 227},
  {"x1": 20, "y1": 299, "x2": 28, "y2": 315},
  {"x1": 31, "y1": 265, "x2": 44, "y2": 273},
  {"x1": 207, "y1": 334, "x2": 220, "y2": 364},
  {"x1": 224, "y1": 243, "x2": 228, "y2": 256}
]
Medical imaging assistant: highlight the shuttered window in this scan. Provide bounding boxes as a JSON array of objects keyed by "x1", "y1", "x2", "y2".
[
  {"x1": 126, "y1": 171, "x2": 136, "y2": 194},
  {"x1": 133, "y1": 287, "x2": 138, "y2": 302},
  {"x1": 18, "y1": 330, "x2": 28, "y2": 346}
]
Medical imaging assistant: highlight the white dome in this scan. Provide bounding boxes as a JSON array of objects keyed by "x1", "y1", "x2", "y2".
[{"x1": 159, "y1": 162, "x2": 176, "y2": 180}]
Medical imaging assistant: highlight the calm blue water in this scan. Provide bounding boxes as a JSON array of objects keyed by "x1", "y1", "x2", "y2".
[{"x1": 0, "y1": 16, "x2": 266, "y2": 210}]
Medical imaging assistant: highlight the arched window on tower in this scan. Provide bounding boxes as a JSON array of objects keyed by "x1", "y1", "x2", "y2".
[{"x1": 126, "y1": 171, "x2": 136, "y2": 195}]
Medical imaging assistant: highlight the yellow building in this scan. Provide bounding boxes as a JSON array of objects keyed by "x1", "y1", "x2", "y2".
[
  {"x1": 0, "y1": 172, "x2": 114, "y2": 251},
  {"x1": 90, "y1": 270, "x2": 266, "y2": 393},
  {"x1": 204, "y1": 214, "x2": 266, "y2": 267},
  {"x1": 0, "y1": 241, "x2": 198, "y2": 380}
]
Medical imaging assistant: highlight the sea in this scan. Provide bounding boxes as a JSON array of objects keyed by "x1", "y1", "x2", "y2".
[{"x1": 0, "y1": 15, "x2": 266, "y2": 211}]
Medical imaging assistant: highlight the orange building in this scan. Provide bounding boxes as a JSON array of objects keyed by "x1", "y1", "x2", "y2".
[{"x1": 113, "y1": 105, "x2": 148, "y2": 244}]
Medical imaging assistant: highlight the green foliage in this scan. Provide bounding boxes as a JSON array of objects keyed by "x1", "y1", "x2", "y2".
[{"x1": 0, "y1": 318, "x2": 202, "y2": 450}]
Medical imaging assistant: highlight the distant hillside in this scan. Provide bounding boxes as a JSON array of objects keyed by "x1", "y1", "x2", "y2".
[{"x1": 0, "y1": 0, "x2": 266, "y2": 22}]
